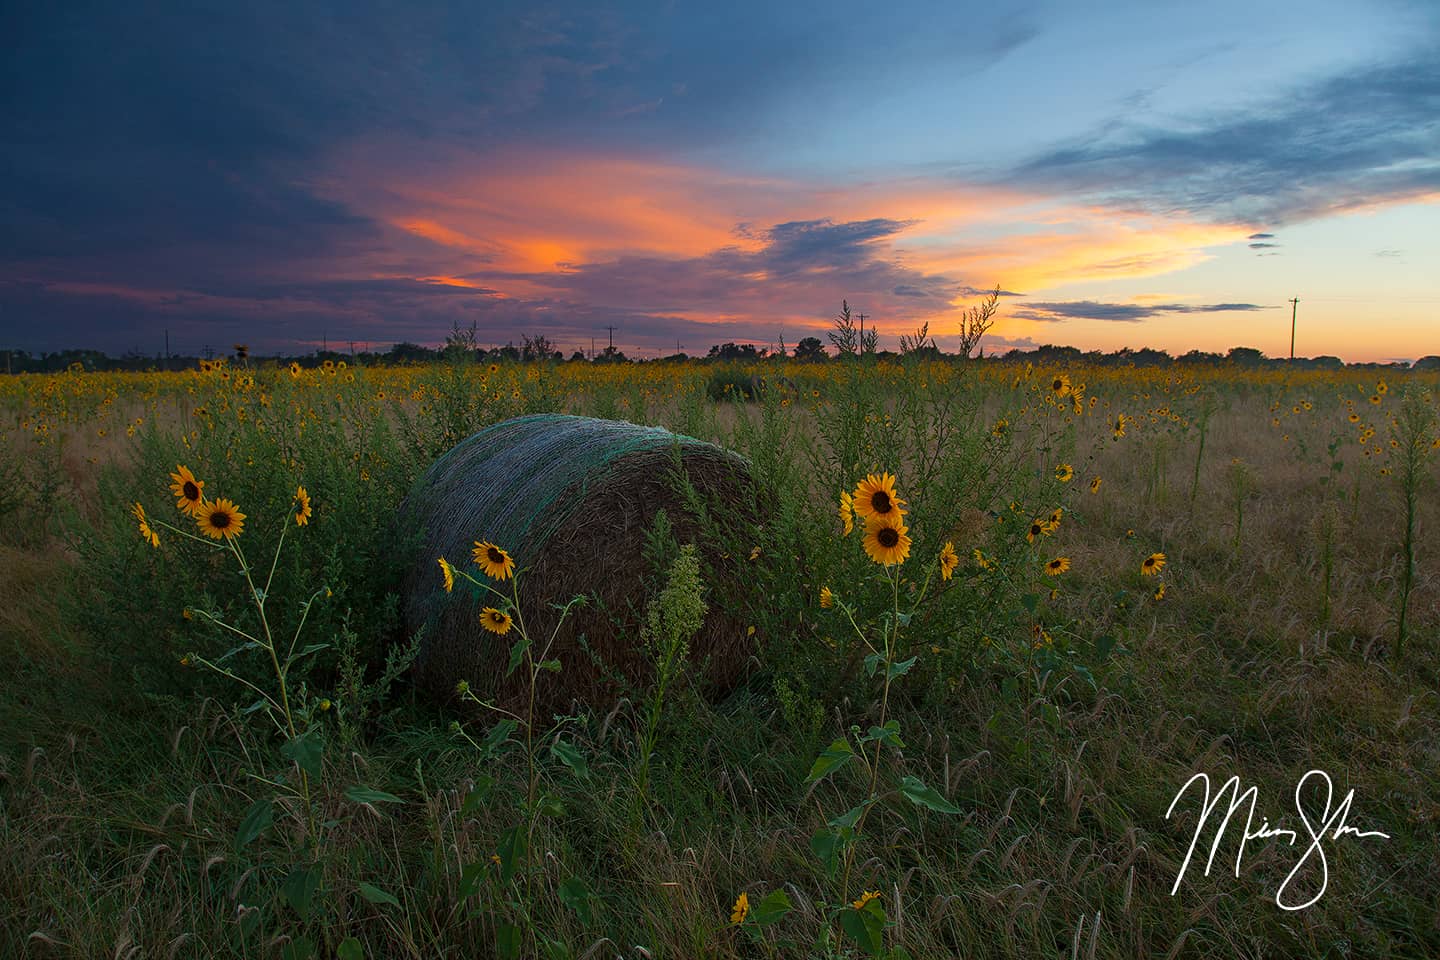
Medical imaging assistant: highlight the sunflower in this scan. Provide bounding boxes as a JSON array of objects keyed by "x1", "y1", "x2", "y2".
[
  {"x1": 972, "y1": 548, "x2": 993, "y2": 570},
  {"x1": 1153, "y1": 581, "x2": 1167, "y2": 600},
  {"x1": 1026, "y1": 519, "x2": 1044, "y2": 543},
  {"x1": 1376, "y1": 380, "x2": 1388, "y2": 395},
  {"x1": 1044, "y1": 556, "x2": 1071, "y2": 576},
  {"x1": 852, "y1": 473, "x2": 907, "y2": 524},
  {"x1": 1369, "y1": 394, "x2": 1381, "y2": 406},
  {"x1": 472, "y1": 541, "x2": 516, "y2": 580},
  {"x1": 196, "y1": 498, "x2": 246, "y2": 540},
  {"x1": 438, "y1": 557, "x2": 455, "y2": 593},
  {"x1": 1113, "y1": 413, "x2": 1129, "y2": 439},
  {"x1": 851, "y1": 890, "x2": 881, "y2": 911},
  {"x1": 289, "y1": 361, "x2": 302, "y2": 378},
  {"x1": 294, "y1": 486, "x2": 312, "y2": 526},
  {"x1": 133, "y1": 503, "x2": 160, "y2": 548},
  {"x1": 939, "y1": 541, "x2": 959, "y2": 581},
  {"x1": 991, "y1": 418, "x2": 1009, "y2": 438},
  {"x1": 1089, "y1": 476, "x2": 1102, "y2": 494},
  {"x1": 169, "y1": 465, "x2": 207, "y2": 516},
  {"x1": 1141, "y1": 552, "x2": 1166, "y2": 576},
  {"x1": 1049, "y1": 373, "x2": 1072, "y2": 398},
  {"x1": 1348, "y1": 413, "x2": 1360, "y2": 423},
  {"x1": 480, "y1": 607, "x2": 513, "y2": 635},
  {"x1": 820, "y1": 585, "x2": 834, "y2": 608},
  {"x1": 838, "y1": 491, "x2": 855, "y2": 535},
  {"x1": 1042, "y1": 508, "x2": 1062, "y2": 534},
  {"x1": 1055, "y1": 463, "x2": 1074, "y2": 483},
  {"x1": 862, "y1": 517, "x2": 911, "y2": 566},
  {"x1": 731, "y1": 891, "x2": 750, "y2": 925}
]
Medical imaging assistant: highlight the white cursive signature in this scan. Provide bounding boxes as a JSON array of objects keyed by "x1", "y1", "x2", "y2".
[{"x1": 1166, "y1": 769, "x2": 1390, "y2": 910}]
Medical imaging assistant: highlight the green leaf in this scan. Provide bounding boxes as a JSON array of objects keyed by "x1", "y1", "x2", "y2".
[
  {"x1": 557, "y1": 876, "x2": 596, "y2": 924},
  {"x1": 538, "y1": 659, "x2": 562, "y2": 673},
  {"x1": 235, "y1": 798, "x2": 272, "y2": 849},
  {"x1": 344, "y1": 785, "x2": 403, "y2": 805},
  {"x1": 863, "y1": 720, "x2": 905, "y2": 747},
  {"x1": 810, "y1": 828, "x2": 842, "y2": 877},
  {"x1": 281, "y1": 936, "x2": 316, "y2": 960},
  {"x1": 863, "y1": 652, "x2": 883, "y2": 678},
  {"x1": 496, "y1": 920, "x2": 523, "y2": 959},
  {"x1": 295, "y1": 642, "x2": 330, "y2": 658},
  {"x1": 899, "y1": 775, "x2": 961, "y2": 814},
  {"x1": 461, "y1": 776, "x2": 494, "y2": 816},
  {"x1": 839, "y1": 901, "x2": 885, "y2": 956},
  {"x1": 497, "y1": 824, "x2": 526, "y2": 885},
  {"x1": 1092, "y1": 634, "x2": 1116, "y2": 664},
  {"x1": 886, "y1": 656, "x2": 917, "y2": 680},
  {"x1": 752, "y1": 889, "x2": 792, "y2": 927},
  {"x1": 550, "y1": 739, "x2": 588, "y2": 778},
  {"x1": 458, "y1": 862, "x2": 487, "y2": 900},
  {"x1": 804, "y1": 738, "x2": 854, "y2": 783},
  {"x1": 357, "y1": 882, "x2": 400, "y2": 907},
  {"x1": 827, "y1": 803, "x2": 867, "y2": 830},
  {"x1": 282, "y1": 865, "x2": 321, "y2": 920},
  {"x1": 481, "y1": 719, "x2": 518, "y2": 758},
  {"x1": 336, "y1": 938, "x2": 364, "y2": 960},
  {"x1": 1020, "y1": 592, "x2": 1040, "y2": 615},
  {"x1": 505, "y1": 636, "x2": 529, "y2": 677},
  {"x1": 281, "y1": 731, "x2": 323, "y2": 780}
]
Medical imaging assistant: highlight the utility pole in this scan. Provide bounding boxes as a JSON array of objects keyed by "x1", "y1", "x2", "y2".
[
  {"x1": 1288, "y1": 298, "x2": 1299, "y2": 360},
  {"x1": 590, "y1": 337, "x2": 595, "y2": 360},
  {"x1": 164, "y1": 329, "x2": 170, "y2": 367},
  {"x1": 604, "y1": 325, "x2": 617, "y2": 351}
]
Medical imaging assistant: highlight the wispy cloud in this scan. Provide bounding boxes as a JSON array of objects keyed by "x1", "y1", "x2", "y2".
[
  {"x1": 1013, "y1": 300, "x2": 1271, "y2": 323},
  {"x1": 1008, "y1": 42, "x2": 1440, "y2": 225}
]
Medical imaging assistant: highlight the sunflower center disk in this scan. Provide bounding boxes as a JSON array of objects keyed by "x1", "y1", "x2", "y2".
[{"x1": 878, "y1": 528, "x2": 899, "y2": 547}]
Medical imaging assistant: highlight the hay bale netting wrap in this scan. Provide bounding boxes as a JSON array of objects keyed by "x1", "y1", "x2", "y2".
[{"x1": 400, "y1": 414, "x2": 755, "y2": 708}]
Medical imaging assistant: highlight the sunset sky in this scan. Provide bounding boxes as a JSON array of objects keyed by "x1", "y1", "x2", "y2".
[{"x1": 3, "y1": 0, "x2": 1438, "y2": 362}]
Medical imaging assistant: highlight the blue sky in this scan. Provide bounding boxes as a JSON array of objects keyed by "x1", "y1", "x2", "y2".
[{"x1": 2, "y1": 0, "x2": 1436, "y2": 360}]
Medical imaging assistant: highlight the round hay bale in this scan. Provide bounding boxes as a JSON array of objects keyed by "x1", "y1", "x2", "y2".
[{"x1": 399, "y1": 414, "x2": 755, "y2": 709}]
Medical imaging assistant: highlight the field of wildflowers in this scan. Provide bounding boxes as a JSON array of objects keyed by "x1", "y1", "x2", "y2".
[{"x1": 1, "y1": 354, "x2": 1437, "y2": 957}]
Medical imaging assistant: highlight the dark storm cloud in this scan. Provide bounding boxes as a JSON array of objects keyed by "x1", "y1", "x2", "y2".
[
  {"x1": 1013, "y1": 300, "x2": 1270, "y2": 323},
  {"x1": 1008, "y1": 43, "x2": 1440, "y2": 225},
  {"x1": 504, "y1": 217, "x2": 968, "y2": 319}
]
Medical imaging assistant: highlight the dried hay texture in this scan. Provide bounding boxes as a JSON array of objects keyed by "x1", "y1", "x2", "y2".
[{"x1": 400, "y1": 414, "x2": 755, "y2": 709}]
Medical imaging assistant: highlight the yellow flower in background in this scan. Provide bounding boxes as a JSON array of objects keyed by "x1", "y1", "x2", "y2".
[
  {"x1": 838, "y1": 490, "x2": 855, "y2": 535},
  {"x1": 196, "y1": 498, "x2": 245, "y2": 541},
  {"x1": 289, "y1": 362, "x2": 302, "y2": 378},
  {"x1": 863, "y1": 516, "x2": 911, "y2": 566},
  {"x1": 731, "y1": 891, "x2": 750, "y2": 925},
  {"x1": 939, "y1": 541, "x2": 959, "y2": 581},
  {"x1": 133, "y1": 503, "x2": 160, "y2": 548},
  {"x1": 991, "y1": 418, "x2": 1009, "y2": 437},
  {"x1": 1055, "y1": 463, "x2": 1074, "y2": 483},
  {"x1": 1049, "y1": 373, "x2": 1072, "y2": 398},
  {"x1": 820, "y1": 585, "x2": 834, "y2": 608},
  {"x1": 472, "y1": 541, "x2": 515, "y2": 580},
  {"x1": 1044, "y1": 556, "x2": 1071, "y2": 576},
  {"x1": 480, "y1": 607, "x2": 513, "y2": 635},
  {"x1": 1113, "y1": 413, "x2": 1129, "y2": 438},
  {"x1": 1141, "y1": 552, "x2": 1167, "y2": 576},
  {"x1": 1154, "y1": 581, "x2": 1167, "y2": 600},
  {"x1": 1089, "y1": 476, "x2": 1102, "y2": 493},
  {"x1": 1376, "y1": 380, "x2": 1388, "y2": 395},
  {"x1": 853, "y1": 473, "x2": 907, "y2": 524},
  {"x1": 294, "y1": 486, "x2": 312, "y2": 526},
  {"x1": 169, "y1": 465, "x2": 206, "y2": 516},
  {"x1": 851, "y1": 890, "x2": 881, "y2": 910},
  {"x1": 1026, "y1": 518, "x2": 1044, "y2": 543},
  {"x1": 438, "y1": 557, "x2": 455, "y2": 593}
]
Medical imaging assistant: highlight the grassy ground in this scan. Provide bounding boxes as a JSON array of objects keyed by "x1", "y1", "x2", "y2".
[{"x1": 1, "y1": 358, "x2": 1437, "y2": 958}]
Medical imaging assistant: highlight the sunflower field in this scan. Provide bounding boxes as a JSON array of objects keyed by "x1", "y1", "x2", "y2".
[{"x1": 1, "y1": 355, "x2": 1438, "y2": 958}]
